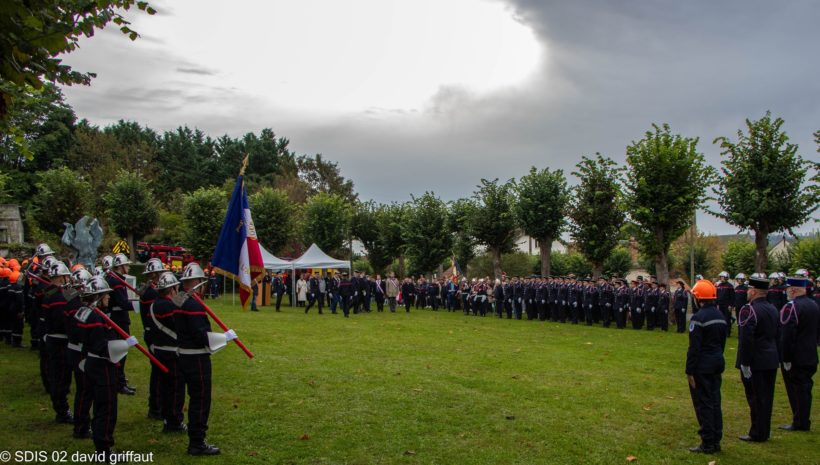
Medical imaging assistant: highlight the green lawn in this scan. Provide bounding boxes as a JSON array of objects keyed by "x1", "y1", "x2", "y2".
[{"x1": 1, "y1": 297, "x2": 818, "y2": 464}]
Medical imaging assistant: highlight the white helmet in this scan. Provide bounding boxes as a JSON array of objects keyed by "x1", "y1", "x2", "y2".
[
  {"x1": 143, "y1": 258, "x2": 164, "y2": 275},
  {"x1": 777, "y1": 271, "x2": 786, "y2": 279},
  {"x1": 718, "y1": 271, "x2": 729, "y2": 279},
  {"x1": 180, "y1": 262, "x2": 206, "y2": 281},
  {"x1": 112, "y1": 253, "x2": 131, "y2": 268},
  {"x1": 36, "y1": 243, "x2": 55, "y2": 257},
  {"x1": 695, "y1": 274, "x2": 704, "y2": 281},
  {"x1": 795, "y1": 268, "x2": 809, "y2": 278},
  {"x1": 101, "y1": 255, "x2": 114, "y2": 271},
  {"x1": 82, "y1": 275, "x2": 112, "y2": 296},
  {"x1": 94, "y1": 266, "x2": 104, "y2": 276},
  {"x1": 768, "y1": 272, "x2": 779, "y2": 280},
  {"x1": 735, "y1": 273, "x2": 746, "y2": 280},
  {"x1": 71, "y1": 268, "x2": 93, "y2": 288},
  {"x1": 156, "y1": 272, "x2": 180, "y2": 290},
  {"x1": 750, "y1": 272, "x2": 767, "y2": 279},
  {"x1": 50, "y1": 261, "x2": 71, "y2": 277},
  {"x1": 40, "y1": 256, "x2": 58, "y2": 274}
]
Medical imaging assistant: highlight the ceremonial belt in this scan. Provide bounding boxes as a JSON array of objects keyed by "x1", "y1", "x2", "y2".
[
  {"x1": 111, "y1": 306, "x2": 124, "y2": 311},
  {"x1": 151, "y1": 344, "x2": 179, "y2": 353},
  {"x1": 68, "y1": 342, "x2": 83, "y2": 352},
  {"x1": 46, "y1": 333, "x2": 68, "y2": 339},
  {"x1": 177, "y1": 347, "x2": 210, "y2": 355},
  {"x1": 87, "y1": 352, "x2": 111, "y2": 361}
]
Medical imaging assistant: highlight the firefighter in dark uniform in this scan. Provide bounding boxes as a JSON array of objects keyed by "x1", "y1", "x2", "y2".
[
  {"x1": 735, "y1": 274, "x2": 779, "y2": 442},
  {"x1": 401, "y1": 278, "x2": 415, "y2": 313},
  {"x1": 41, "y1": 261, "x2": 74, "y2": 424},
  {"x1": 631, "y1": 278, "x2": 645, "y2": 330},
  {"x1": 582, "y1": 279, "x2": 596, "y2": 326},
  {"x1": 76, "y1": 275, "x2": 138, "y2": 459},
  {"x1": 493, "y1": 278, "x2": 505, "y2": 318},
  {"x1": 175, "y1": 262, "x2": 235, "y2": 455},
  {"x1": 106, "y1": 253, "x2": 136, "y2": 395},
  {"x1": 657, "y1": 283, "x2": 670, "y2": 331},
  {"x1": 149, "y1": 272, "x2": 187, "y2": 433},
  {"x1": 644, "y1": 280, "x2": 659, "y2": 331},
  {"x1": 778, "y1": 275, "x2": 820, "y2": 432},
  {"x1": 32, "y1": 253, "x2": 58, "y2": 392},
  {"x1": 674, "y1": 280, "x2": 689, "y2": 333},
  {"x1": 686, "y1": 279, "x2": 728, "y2": 454},
  {"x1": 715, "y1": 271, "x2": 735, "y2": 335},
  {"x1": 512, "y1": 277, "x2": 524, "y2": 320},
  {"x1": 567, "y1": 277, "x2": 579, "y2": 324},
  {"x1": 305, "y1": 272, "x2": 323, "y2": 314},
  {"x1": 733, "y1": 273, "x2": 748, "y2": 316},
  {"x1": 599, "y1": 277, "x2": 614, "y2": 328},
  {"x1": 767, "y1": 272, "x2": 787, "y2": 311},
  {"x1": 8, "y1": 269, "x2": 26, "y2": 347},
  {"x1": 139, "y1": 258, "x2": 165, "y2": 420},
  {"x1": 67, "y1": 268, "x2": 93, "y2": 439},
  {"x1": 273, "y1": 272, "x2": 285, "y2": 312},
  {"x1": 338, "y1": 272, "x2": 354, "y2": 317},
  {"x1": 614, "y1": 279, "x2": 629, "y2": 329}
]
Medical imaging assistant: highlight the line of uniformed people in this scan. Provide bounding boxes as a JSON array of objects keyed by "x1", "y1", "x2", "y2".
[{"x1": 1, "y1": 243, "x2": 240, "y2": 460}]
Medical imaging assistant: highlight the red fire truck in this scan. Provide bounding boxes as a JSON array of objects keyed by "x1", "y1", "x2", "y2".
[{"x1": 136, "y1": 242, "x2": 196, "y2": 268}]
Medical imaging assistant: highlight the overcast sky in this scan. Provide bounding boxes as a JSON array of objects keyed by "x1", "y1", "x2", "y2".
[{"x1": 59, "y1": 0, "x2": 819, "y2": 235}]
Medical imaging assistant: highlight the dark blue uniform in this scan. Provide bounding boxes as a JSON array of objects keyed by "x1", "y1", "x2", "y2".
[
  {"x1": 779, "y1": 295, "x2": 819, "y2": 431},
  {"x1": 686, "y1": 304, "x2": 728, "y2": 450},
  {"x1": 736, "y1": 297, "x2": 779, "y2": 441},
  {"x1": 41, "y1": 285, "x2": 72, "y2": 420},
  {"x1": 150, "y1": 296, "x2": 185, "y2": 428},
  {"x1": 674, "y1": 287, "x2": 689, "y2": 333}
]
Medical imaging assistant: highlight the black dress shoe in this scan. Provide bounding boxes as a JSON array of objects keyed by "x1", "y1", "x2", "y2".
[
  {"x1": 162, "y1": 423, "x2": 188, "y2": 433},
  {"x1": 187, "y1": 442, "x2": 220, "y2": 455},
  {"x1": 55, "y1": 411, "x2": 74, "y2": 424},
  {"x1": 118, "y1": 386, "x2": 136, "y2": 396},
  {"x1": 147, "y1": 409, "x2": 163, "y2": 420},
  {"x1": 738, "y1": 435, "x2": 763, "y2": 442},
  {"x1": 73, "y1": 429, "x2": 92, "y2": 439},
  {"x1": 778, "y1": 424, "x2": 809, "y2": 431},
  {"x1": 688, "y1": 444, "x2": 719, "y2": 454}
]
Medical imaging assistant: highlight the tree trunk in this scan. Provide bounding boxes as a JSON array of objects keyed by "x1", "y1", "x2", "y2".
[
  {"x1": 127, "y1": 232, "x2": 136, "y2": 262},
  {"x1": 654, "y1": 250, "x2": 669, "y2": 285},
  {"x1": 398, "y1": 255, "x2": 406, "y2": 278},
  {"x1": 592, "y1": 262, "x2": 603, "y2": 280},
  {"x1": 754, "y1": 228, "x2": 769, "y2": 273},
  {"x1": 492, "y1": 247, "x2": 502, "y2": 280},
  {"x1": 539, "y1": 236, "x2": 553, "y2": 277}
]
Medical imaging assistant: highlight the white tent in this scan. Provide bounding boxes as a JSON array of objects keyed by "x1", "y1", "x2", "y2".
[
  {"x1": 258, "y1": 244, "x2": 293, "y2": 271},
  {"x1": 291, "y1": 243, "x2": 350, "y2": 270}
]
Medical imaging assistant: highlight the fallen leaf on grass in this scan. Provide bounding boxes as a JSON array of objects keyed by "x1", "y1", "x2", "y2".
[
  {"x1": 412, "y1": 388, "x2": 423, "y2": 392},
  {"x1": 147, "y1": 438, "x2": 158, "y2": 445},
  {"x1": 404, "y1": 450, "x2": 416, "y2": 456},
  {"x1": 511, "y1": 374, "x2": 520, "y2": 379},
  {"x1": 626, "y1": 455, "x2": 637, "y2": 462},
  {"x1": 642, "y1": 404, "x2": 653, "y2": 411},
  {"x1": 307, "y1": 380, "x2": 316, "y2": 386},
  {"x1": 248, "y1": 451, "x2": 258, "y2": 457},
  {"x1": 299, "y1": 433, "x2": 310, "y2": 440},
  {"x1": 585, "y1": 342, "x2": 593, "y2": 345},
  {"x1": 708, "y1": 461, "x2": 716, "y2": 465}
]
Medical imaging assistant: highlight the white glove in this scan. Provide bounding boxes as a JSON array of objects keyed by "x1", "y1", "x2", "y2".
[
  {"x1": 329, "y1": 293, "x2": 333, "y2": 298},
  {"x1": 740, "y1": 365, "x2": 752, "y2": 379},
  {"x1": 541, "y1": 300, "x2": 545, "y2": 304},
  {"x1": 651, "y1": 307, "x2": 656, "y2": 312},
  {"x1": 783, "y1": 362, "x2": 792, "y2": 372},
  {"x1": 225, "y1": 329, "x2": 238, "y2": 341},
  {"x1": 125, "y1": 336, "x2": 138, "y2": 347},
  {"x1": 605, "y1": 303, "x2": 611, "y2": 307}
]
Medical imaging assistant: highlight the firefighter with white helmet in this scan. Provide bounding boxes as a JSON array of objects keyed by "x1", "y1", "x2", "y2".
[
  {"x1": 105, "y1": 253, "x2": 136, "y2": 395},
  {"x1": 140, "y1": 257, "x2": 166, "y2": 420}
]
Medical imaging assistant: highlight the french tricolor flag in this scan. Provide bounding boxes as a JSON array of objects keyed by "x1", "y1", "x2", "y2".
[{"x1": 211, "y1": 172, "x2": 264, "y2": 310}]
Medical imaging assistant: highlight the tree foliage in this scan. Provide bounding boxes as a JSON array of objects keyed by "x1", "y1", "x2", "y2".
[
  {"x1": 403, "y1": 192, "x2": 452, "y2": 276},
  {"x1": 468, "y1": 252, "x2": 538, "y2": 279},
  {"x1": 569, "y1": 154, "x2": 625, "y2": 277},
  {"x1": 249, "y1": 187, "x2": 296, "y2": 255},
  {"x1": 448, "y1": 198, "x2": 477, "y2": 271},
  {"x1": 302, "y1": 192, "x2": 352, "y2": 257},
  {"x1": 791, "y1": 236, "x2": 820, "y2": 276},
  {"x1": 468, "y1": 179, "x2": 517, "y2": 279},
  {"x1": 0, "y1": 0, "x2": 155, "y2": 119},
  {"x1": 721, "y1": 240, "x2": 756, "y2": 277},
  {"x1": 514, "y1": 167, "x2": 570, "y2": 277},
  {"x1": 182, "y1": 187, "x2": 226, "y2": 262},
  {"x1": 32, "y1": 166, "x2": 91, "y2": 235},
  {"x1": 625, "y1": 124, "x2": 715, "y2": 284},
  {"x1": 104, "y1": 170, "x2": 157, "y2": 258},
  {"x1": 712, "y1": 112, "x2": 819, "y2": 272}
]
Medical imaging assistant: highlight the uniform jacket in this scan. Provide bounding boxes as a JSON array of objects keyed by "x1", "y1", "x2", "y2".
[
  {"x1": 686, "y1": 305, "x2": 728, "y2": 375},
  {"x1": 779, "y1": 295, "x2": 819, "y2": 367},
  {"x1": 735, "y1": 297, "x2": 779, "y2": 370}
]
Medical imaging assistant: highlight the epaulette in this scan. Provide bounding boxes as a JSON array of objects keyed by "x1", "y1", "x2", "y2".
[
  {"x1": 779, "y1": 302, "x2": 798, "y2": 325},
  {"x1": 75, "y1": 307, "x2": 93, "y2": 323},
  {"x1": 172, "y1": 291, "x2": 190, "y2": 308},
  {"x1": 737, "y1": 304, "x2": 756, "y2": 327}
]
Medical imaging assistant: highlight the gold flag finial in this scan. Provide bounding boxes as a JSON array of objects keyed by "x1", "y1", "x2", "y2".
[{"x1": 239, "y1": 153, "x2": 249, "y2": 176}]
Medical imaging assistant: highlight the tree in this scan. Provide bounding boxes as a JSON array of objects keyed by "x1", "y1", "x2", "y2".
[
  {"x1": 297, "y1": 154, "x2": 357, "y2": 203},
  {"x1": 791, "y1": 236, "x2": 820, "y2": 276},
  {"x1": 713, "y1": 112, "x2": 819, "y2": 272},
  {"x1": 32, "y1": 166, "x2": 91, "y2": 235},
  {"x1": 625, "y1": 123, "x2": 715, "y2": 285},
  {"x1": 514, "y1": 167, "x2": 570, "y2": 277},
  {"x1": 182, "y1": 187, "x2": 226, "y2": 262},
  {"x1": 604, "y1": 247, "x2": 632, "y2": 278},
  {"x1": 352, "y1": 201, "x2": 394, "y2": 274},
  {"x1": 468, "y1": 179, "x2": 518, "y2": 279},
  {"x1": 249, "y1": 187, "x2": 295, "y2": 255},
  {"x1": 301, "y1": 192, "x2": 353, "y2": 257},
  {"x1": 721, "y1": 240, "x2": 756, "y2": 277},
  {"x1": 379, "y1": 203, "x2": 408, "y2": 276},
  {"x1": 0, "y1": 0, "x2": 155, "y2": 118},
  {"x1": 104, "y1": 170, "x2": 158, "y2": 260},
  {"x1": 569, "y1": 154, "x2": 625, "y2": 279},
  {"x1": 403, "y1": 192, "x2": 452, "y2": 276},
  {"x1": 448, "y1": 198, "x2": 477, "y2": 271},
  {"x1": 468, "y1": 252, "x2": 537, "y2": 278}
]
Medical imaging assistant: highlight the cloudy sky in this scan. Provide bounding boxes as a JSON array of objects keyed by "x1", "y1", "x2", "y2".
[{"x1": 60, "y1": 0, "x2": 819, "y2": 234}]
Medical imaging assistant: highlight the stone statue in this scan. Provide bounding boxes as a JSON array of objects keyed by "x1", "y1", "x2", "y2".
[{"x1": 61, "y1": 216, "x2": 104, "y2": 268}]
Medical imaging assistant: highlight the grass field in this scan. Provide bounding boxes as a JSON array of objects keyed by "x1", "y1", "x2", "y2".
[{"x1": 1, "y1": 297, "x2": 818, "y2": 464}]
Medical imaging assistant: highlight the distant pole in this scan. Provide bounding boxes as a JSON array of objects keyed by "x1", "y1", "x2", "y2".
[
  {"x1": 690, "y1": 209, "x2": 697, "y2": 285},
  {"x1": 232, "y1": 278, "x2": 235, "y2": 306}
]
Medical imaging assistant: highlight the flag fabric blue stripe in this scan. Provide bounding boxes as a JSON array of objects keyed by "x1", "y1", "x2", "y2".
[{"x1": 211, "y1": 175, "x2": 246, "y2": 274}]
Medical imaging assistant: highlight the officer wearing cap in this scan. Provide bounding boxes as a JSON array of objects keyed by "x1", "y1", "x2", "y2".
[
  {"x1": 149, "y1": 272, "x2": 187, "y2": 433},
  {"x1": 778, "y1": 275, "x2": 819, "y2": 432},
  {"x1": 736, "y1": 274, "x2": 779, "y2": 442},
  {"x1": 686, "y1": 279, "x2": 728, "y2": 454},
  {"x1": 614, "y1": 279, "x2": 629, "y2": 329},
  {"x1": 174, "y1": 262, "x2": 236, "y2": 455},
  {"x1": 338, "y1": 271, "x2": 354, "y2": 317}
]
